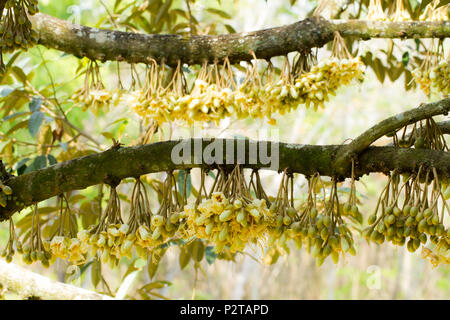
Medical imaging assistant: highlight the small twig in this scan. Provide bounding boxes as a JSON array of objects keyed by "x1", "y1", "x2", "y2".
[{"x1": 386, "y1": 120, "x2": 450, "y2": 146}]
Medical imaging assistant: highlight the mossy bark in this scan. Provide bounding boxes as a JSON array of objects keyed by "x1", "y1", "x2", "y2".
[{"x1": 29, "y1": 13, "x2": 450, "y2": 65}]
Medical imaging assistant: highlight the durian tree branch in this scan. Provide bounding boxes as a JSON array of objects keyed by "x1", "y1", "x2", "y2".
[
  {"x1": 29, "y1": 13, "x2": 450, "y2": 66},
  {"x1": 1, "y1": 139, "x2": 449, "y2": 221},
  {"x1": 334, "y1": 98, "x2": 450, "y2": 176},
  {"x1": 0, "y1": 258, "x2": 114, "y2": 300}
]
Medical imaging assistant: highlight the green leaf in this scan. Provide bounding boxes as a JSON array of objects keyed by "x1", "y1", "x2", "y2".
[
  {"x1": 13, "y1": 157, "x2": 30, "y2": 171},
  {"x1": 116, "y1": 121, "x2": 128, "y2": 139},
  {"x1": 206, "y1": 8, "x2": 232, "y2": 19},
  {"x1": 402, "y1": 52, "x2": 410, "y2": 66},
  {"x1": 404, "y1": 69, "x2": 414, "y2": 91},
  {"x1": 121, "y1": 258, "x2": 140, "y2": 281},
  {"x1": 3, "y1": 111, "x2": 29, "y2": 121},
  {"x1": 47, "y1": 154, "x2": 57, "y2": 166},
  {"x1": 37, "y1": 206, "x2": 60, "y2": 214},
  {"x1": 101, "y1": 132, "x2": 115, "y2": 140},
  {"x1": 68, "y1": 194, "x2": 86, "y2": 204},
  {"x1": 91, "y1": 259, "x2": 101, "y2": 288},
  {"x1": 29, "y1": 96, "x2": 42, "y2": 112},
  {"x1": 147, "y1": 291, "x2": 171, "y2": 300},
  {"x1": 205, "y1": 246, "x2": 217, "y2": 264},
  {"x1": 0, "y1": 86, "x2": 14, "y2": 97},
  {"x1": 33, "y1": 155, "x2": 47, "y2": 170},
  {"x1": 2, "y1": 89, "x2": 29, "y2": 118},
  {"x1": 372, "y1": 58, "x2": 386, "y2": 84},
  {"x1": 155, "y1": 0, "x2": 173, "y2": 26},
  {"x1": 79, "y1": 261, "x2": 94, "y2": 276},
  {"x1": 6, "y1": 120, "x2": 28, "y2": 136},
  {"x1": 114, "y1": 0, "x2": 123, "y2": 11},
  {"x1": 403, "y1": 0, "x2": 415, "y2": 17},
  {"x1": 147, "y1": 248, "x2": 166, "y2": 279},
  {"x1": 0, "y1": 51, "x2": 22, "y2": 85},
  {"x1": 178, "y1": 247, "x2": 191, "y2": 270},
  {"x1": 224, "y1": 24, "x2": 236, "y2": 34},
  {"x1": 188, "y1": 239, "x2": 205, "y2": 262},
  {"x1": 387, "y1": 63, "x2": 405, "y2": 82},
  {"x1": 11, "y1": 66, "x2": 27, "y2": 84},
  {"x1": 28, "y1": 111, "x2": 45, "y2": 137},
  {"x1": 24, "y1": 155, "x2": 47, "y2": 174},
  {"x1": 140, "y1": 280, "x2": 172, "y2": 292}
]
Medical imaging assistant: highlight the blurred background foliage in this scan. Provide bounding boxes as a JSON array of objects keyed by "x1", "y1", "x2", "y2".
[{"x1": 0, "y1": 0, "x2": 449, "y2": 299}]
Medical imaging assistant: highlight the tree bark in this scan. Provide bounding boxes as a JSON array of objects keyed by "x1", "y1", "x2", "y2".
[
  {"x1": 0, "y1": 258, "x2": 114, "y2": 300},
  {"x1": 29, "y1": 13, "x2": 450, "y2": 65}
]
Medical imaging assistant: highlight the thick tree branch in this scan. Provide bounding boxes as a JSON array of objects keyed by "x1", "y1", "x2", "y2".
[
  {"x1": 0, "y1": 258, "x2": 114, "y2": 300},
  {"x1": 29, "y1": 13, "x2": 450, "y2": 65},
  {"x1": 0, "y1": 139, "x2": 449, "y2": 221},
  {"x1": 334, "y1": 98, "x2": 450, "y2": 175}
]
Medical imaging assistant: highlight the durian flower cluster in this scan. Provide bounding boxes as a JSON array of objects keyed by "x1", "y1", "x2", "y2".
[
  {"x1": 49, "y1": 236, "x2": 87, "y2": 265},
  {"x1": 367, "y1": 0, "x2": 387, "y2": 21},
  {"x1": 132, "y1": 80, "x2": 245, "y2": 126},
  {"x1": 419, "y1": 0, "x2": 449, "y2": 21},
  {"x1": 7, "y1": 166, "x2": 447, "y2": 270},
  {"x1": 366, "y1": 0, "x2": 448, "y2": 21},
  {"x1": 183, "y1": 167, "x2": 274, "y2": 253},
  {"x1": 72, "y1": 88, "x2": 116, "y2": 113},
  {"x1": 3, "y1": 168, "x2": 362, "y2": 269},
  {"x1": 0, "y1": 0, "x2": 39, "y2": 58},
  {"x1": 74, "y1": 176, "x2": 186, "y2": 267},
  {"x1": 412, "y1": 60, "x2": 450, "y2": 96},
  {"x1": 260, "y1": 57, "x2": 365, "y2": 115},
  {"x1": 392, "y1": 0, "x2": 410, "y2": 22},
  {"x1": 71, "y1": 60, "x2": 121, "y2": 114},
  {"x1": 363, "y1": 170, "x2": 449, "y2": 268},
  {"x1": 132, "y1": 56, "x2": 365, "y2": 126},
  {"x1": 430, "y1": 60, "x2": 450, "y2": 95},
  {"x1": 264, "y1": 173, "x2": 357, "y2": 266},
  {"x1": 184, "y1": 194, "x2": 271, "y2": 253},
  {"x1": 71, "y1": 33, "x2": 364, "y2": 125}
]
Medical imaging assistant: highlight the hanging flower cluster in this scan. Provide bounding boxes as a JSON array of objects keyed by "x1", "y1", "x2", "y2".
[
  {"x1": 2, "y1": 154, "x2": 448, "y2": 269},
  {"x1": 363, "y1": 167, "x2": 449, "y2": 267},
  {"x1": 0, "y1": 0, "x2": 39, "y2": 73},
  {"x1": 264, "y1": 168, "x2": 359, "y2": 266},
  {"x1": 412, "y1": 41, "x2": 449, "y2": 96},
  {"x1": 419, "y1": 0, "x2": 449, "y2": 21},
  {"x1": 366, "y1": 0, "x2": 448, "y2": 21},
  {"x1": 184, "y1": 167, "x2": 272, "y2": 253},
  {"x1": 364, "y1": 121, "x2": 449, "y2": 267},
  {"x1": 130, "y1": 32, "x2": 364, "y2": 126},
  {"x1": 72, "y1": 60, "x2": 119, "y2": 115}
]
